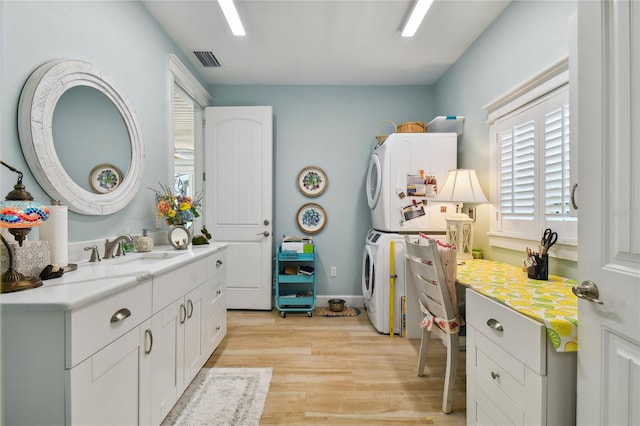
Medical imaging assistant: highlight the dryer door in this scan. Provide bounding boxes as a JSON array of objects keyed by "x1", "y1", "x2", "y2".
[
  {"x1": 366, "y1": 153, "x2": 382, "y2": 209},
  {"x1": 361, "y1": 245, "x2": 375, "y2": 305}
]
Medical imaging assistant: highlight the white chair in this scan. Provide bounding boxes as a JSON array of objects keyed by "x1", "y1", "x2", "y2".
[{"x1": 405, "y1": 236, "x2": 460, "y2": 414}]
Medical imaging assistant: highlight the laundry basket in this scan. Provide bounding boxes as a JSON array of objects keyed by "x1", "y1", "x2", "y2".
[
  {"x1": 397, "y1": 121, "x2": 426, "y2": 133},
  {"x1": 375, "y1": 120, "x2": 397, "y2": 145}
]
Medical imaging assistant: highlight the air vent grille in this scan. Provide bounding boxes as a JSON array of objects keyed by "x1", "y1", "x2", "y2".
[{"x1": 193, "y1": 51, "x2": 222, "y2": 68}]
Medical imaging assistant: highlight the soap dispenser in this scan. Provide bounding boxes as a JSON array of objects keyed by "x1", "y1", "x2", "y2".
[{"x1": 135, "y1": 229, "x2": 154, "y2": 252}]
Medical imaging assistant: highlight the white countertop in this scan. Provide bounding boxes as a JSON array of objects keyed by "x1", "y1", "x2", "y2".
[{"x1": 0, "y1": 243, "x2": 227, "y2": 312}]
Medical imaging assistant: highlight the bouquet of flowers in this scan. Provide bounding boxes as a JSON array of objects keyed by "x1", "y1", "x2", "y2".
[{"x1": 150, "y1": 183, "x2": 202, "y2": 226}]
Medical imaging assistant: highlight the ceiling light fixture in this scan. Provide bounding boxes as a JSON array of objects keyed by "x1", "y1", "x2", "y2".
[
  {"x1": 401, "y1": 0, "x2": 434, "y2": 37},
  {"x1": 218, "y1": 0, "x2": 246, "y2": 36}
]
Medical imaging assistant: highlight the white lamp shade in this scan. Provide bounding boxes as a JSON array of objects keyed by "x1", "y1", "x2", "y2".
[{"x1": 436, "y1": 169, "x2": 488, "y2": 203}]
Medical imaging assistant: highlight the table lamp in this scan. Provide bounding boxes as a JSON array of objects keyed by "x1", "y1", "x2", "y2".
[
  {"x1": 1, "y1": 160, "x2": 50, "y2": 293},
  {"x1": 436, "y1": 169, "x2": 488, "y2": 261}
]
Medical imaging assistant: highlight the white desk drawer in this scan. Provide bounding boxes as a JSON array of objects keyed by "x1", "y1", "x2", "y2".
[
  {"x1": 466, "y1": 289, "x2": 546, "y2": 375},
  {"x1": 67, "y1": 281, "x2": 152, "y2": 368}
]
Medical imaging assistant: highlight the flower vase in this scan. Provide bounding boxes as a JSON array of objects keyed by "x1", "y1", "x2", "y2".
[{"x1": 168, "y1": 224, "x2": 192, "y2": 250}]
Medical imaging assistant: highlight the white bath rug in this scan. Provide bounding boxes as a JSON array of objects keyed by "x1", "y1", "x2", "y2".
[{"x1": 161, "y1": 367, "x2": 272, "y2": 426}]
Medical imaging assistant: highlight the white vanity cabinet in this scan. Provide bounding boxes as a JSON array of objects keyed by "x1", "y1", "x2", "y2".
[
  {"x1": 1, "y1": 245, "x2": 227, "y2": 426},
  {"x1": 69, "y1": 318, "x2": 153, "y2": 425},
  {"x1": 150, "y1": 250, "x2": 227, "y2": 425},
  {"x1": 465, "y1": 289, "x2": 577, "y2": 426},
  {"x1": 149, "y1": 249, "x2": 227, "y2": 425}
]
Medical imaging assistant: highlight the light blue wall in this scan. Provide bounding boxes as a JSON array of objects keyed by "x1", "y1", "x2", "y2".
[
  {"x1": 1, "y1": 0, "x2": 578, "y2": 297},
  {"x1": 432, "y1": 0, "x2": 577, "y2": 278},
  {"x1": 1, "y1": 1, "x2": 207, "y2": 241},
  {"x1": 210, "y1": 85, "x2": 434, "y2": 296}
]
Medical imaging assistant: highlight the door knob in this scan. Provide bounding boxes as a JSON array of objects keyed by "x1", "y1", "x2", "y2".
[
  {"x1": 572, "y1": 280, "x2": 603, "y2": 304},
  {"x1": 257, "y1": 231, "x2": 270, "y2": 237},
  {"x1": 264, "y1": 219, "x2": 270, "y2": 225}
]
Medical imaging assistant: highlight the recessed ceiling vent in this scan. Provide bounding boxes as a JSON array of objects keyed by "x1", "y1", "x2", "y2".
[{"x1": 193, "y1": 50, "x2": 222, "y2": 68}]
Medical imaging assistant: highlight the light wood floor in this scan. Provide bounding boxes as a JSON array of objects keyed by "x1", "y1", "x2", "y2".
[{"x1": 205, "y1": 309, "x2": 466, "y2": 425}]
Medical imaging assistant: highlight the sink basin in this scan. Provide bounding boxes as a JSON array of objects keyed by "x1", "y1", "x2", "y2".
[
  {"x1": 59, "y1": 251, "x2": 189, "y2": 286},
  {"x1": 112, "y1": 251, "x2": 185, "y2": 265}
]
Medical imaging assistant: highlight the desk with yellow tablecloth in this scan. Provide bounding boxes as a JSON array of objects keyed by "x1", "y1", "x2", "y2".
[
  {"x1": 460, "y1": 259, "x2": 578, "y2": 425},
  {"x1": 456, "y1": 259, "x2": 578, "y2": 352},
  {"x1": 404, "y1": 258, "x2": 579, "y2": 352}
]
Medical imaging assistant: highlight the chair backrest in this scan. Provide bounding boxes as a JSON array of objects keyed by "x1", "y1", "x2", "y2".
[{"x1": 405, "y1": 236, "x2": 456, "y2": 322}]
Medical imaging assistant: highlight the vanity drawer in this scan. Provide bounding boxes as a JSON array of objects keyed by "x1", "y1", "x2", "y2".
[
  {"x1": 153, "y1": 258, "x2": 207, "y2": 312},
  {"x1": 207, "y1": 249, "x2": 227, "y2": 286},
  {"x1": 466, "y1": 289, "x2": 546, "y2": 374},
  {"x1": 67, "y1": 281, "x2": 152, "y2": 368}
]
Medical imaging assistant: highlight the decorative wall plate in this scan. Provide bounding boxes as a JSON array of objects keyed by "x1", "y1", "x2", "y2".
[
  {"x1": 297, "y1": 166, "x2": 327, "y2": 197},
  {"x1": 296, "y1": 203, "x2": 327, "y2": 234},
  {"x1": 89, "y1": 164, "x2": 122, "y2": 194}
]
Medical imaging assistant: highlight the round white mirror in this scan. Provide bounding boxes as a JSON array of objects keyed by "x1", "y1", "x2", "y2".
[{"x1": 18, "y1": 59, "x2": 144, "y2": 215}]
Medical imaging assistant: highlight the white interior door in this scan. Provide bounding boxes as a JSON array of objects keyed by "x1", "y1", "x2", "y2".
[
  {"x1": 575, "y1": 2, "x2": 640, "y2": 424},
  {"x1": 205, "y1": 106, "x2": 273, "y2": 310}
]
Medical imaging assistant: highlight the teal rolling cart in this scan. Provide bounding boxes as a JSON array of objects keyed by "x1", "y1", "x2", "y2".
[{"x1": 274, "y1": 246, "x2": 316, "y2": 317}]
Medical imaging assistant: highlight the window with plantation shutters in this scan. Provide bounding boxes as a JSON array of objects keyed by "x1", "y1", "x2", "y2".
[
  {"x1": 544, "y1": 102, "x2": 572, "y2": 218},
  {"x1": 499, "y1": 120, "x2": 535, "y2": 219},
  {"x1": 487, "y1": 64, "x2": 577, "y2": 259}
]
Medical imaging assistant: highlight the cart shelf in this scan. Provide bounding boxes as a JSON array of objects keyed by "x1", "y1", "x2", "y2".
[{"x1": 274, "y1": 246, "x2": 316, "y2": 317}]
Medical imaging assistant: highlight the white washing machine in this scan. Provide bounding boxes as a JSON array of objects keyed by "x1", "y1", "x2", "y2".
[
  {"x1": 366, "y1": 132, "x2": 457, "y2": 233},
  {"x1": 361, "y1": 229, "x2": 408, "y2": 335}
]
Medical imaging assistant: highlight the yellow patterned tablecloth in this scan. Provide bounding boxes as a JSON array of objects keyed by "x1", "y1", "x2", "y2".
[{"x1": 457, "y1": 259, "x2": 578, "y2": 352}]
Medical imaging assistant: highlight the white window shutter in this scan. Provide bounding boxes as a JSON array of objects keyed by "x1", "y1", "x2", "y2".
[
  {"x1": 544, "y1": 104, "x2": 571, "y2": 217},
  {"x1": 500, "y1": 121, "x2": 535, "y2": 218}
]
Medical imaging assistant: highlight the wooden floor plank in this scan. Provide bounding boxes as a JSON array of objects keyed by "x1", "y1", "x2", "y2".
[{"x1": 205, "y1": 309, "x2": 466, "y2": 425}]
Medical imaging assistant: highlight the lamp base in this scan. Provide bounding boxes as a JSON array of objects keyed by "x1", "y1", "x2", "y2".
[{"x1": 1, "y1": 269, "x2": 43, "y2": 293}]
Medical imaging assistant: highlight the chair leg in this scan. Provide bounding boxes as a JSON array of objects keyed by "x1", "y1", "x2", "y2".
[
  {"x1": 416, "y1": 327, "x2": 431, "y2": 376},
  {"x1": 441, "y1": 334, "x2": 460, "y2": 414}
]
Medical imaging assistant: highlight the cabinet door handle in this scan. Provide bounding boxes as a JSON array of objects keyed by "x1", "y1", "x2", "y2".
[
  {"x1": 180, "y1": 304, "x2": 187, "y2": 324},
  {"x1": 110, "y1": 308, "x2": 131, "y2": 323},
  {"x1": 491, "y1": 371, "x2": 500, "y2": 380},
  {"x1": 187, "y1": 299, "x2": 194, "y2": 319},
  {"x1": 216, "y1": 259, "x2": 223, "y2": 267},
  {"x1": 145, "y1": 329, "x2": 153, "y2": 355},
  {"x1": 486, "y1": 318, "x2": 504, "y2": 331}
]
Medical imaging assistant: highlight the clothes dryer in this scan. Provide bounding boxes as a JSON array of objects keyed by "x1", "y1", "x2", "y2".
[
  {"x1": 362, "y1": 229, "x2": 407, "y2": 335},
  {"x1": 366, "y1": 133, "x2": 457, "y2": 233}
]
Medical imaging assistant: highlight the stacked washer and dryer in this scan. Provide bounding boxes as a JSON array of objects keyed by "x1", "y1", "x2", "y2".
[{"x1": 362, "y1": 132, "x2": 457, "y2": 335}]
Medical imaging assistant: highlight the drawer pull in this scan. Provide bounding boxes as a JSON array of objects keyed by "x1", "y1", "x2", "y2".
[
  {"x1": 486, "y1": 318, "x2": 504, "y2": 331},
  {"x1": 491, "y1": 371, "x2": 500, "y2": 380},
  {"x1": 110, "y1": 308, "x2": 131, "y2": 323},
  {"x1": 145, "y1": 329, "x2": 153, "y2": 355},
  {"x1": 216, "y1": 259, "x2": 223, "y2": 267}
]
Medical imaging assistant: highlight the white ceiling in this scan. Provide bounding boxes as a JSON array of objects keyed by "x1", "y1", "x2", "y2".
[{"x1": 142, "y1": 0, "x2": 511, "y2": 86}]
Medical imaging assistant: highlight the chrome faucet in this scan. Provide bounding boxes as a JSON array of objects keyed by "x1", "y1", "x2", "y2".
[{"x1": 103, "y1": 234, "x2": 133, "y2": 259}]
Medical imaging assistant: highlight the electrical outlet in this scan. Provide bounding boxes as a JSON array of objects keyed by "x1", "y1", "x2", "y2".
[
  {"x1": 468, "y1": 207, "x2": 476, "y2": 221},
  {"x1": 330, "y1": 266, "x2": 337, "y2": 277}
]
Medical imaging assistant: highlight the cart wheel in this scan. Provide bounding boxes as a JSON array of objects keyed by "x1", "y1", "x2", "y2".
[
  {"x1": 281, "y1": 312, "x2": 286, "y2": 318},
  {"x1": 307, "y1": 311, "x2": 313, "y2": 317}
]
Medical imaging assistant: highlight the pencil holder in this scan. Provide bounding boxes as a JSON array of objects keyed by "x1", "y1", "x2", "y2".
[{"x1": 527, "y1": 253, "x2": 548, "y2": 280}]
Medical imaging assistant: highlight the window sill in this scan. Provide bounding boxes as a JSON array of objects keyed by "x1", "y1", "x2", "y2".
[{"x1": 488, "y1": 232, "x2": 577, "y2": 262}]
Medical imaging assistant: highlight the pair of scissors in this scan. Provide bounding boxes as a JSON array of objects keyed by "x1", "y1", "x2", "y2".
[{"x1": 540, "y1": 228, "x2": 557, "y2": 254}]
